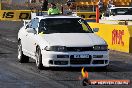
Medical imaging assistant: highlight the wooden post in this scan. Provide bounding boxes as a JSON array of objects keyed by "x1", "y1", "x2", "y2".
[
  {"x1": 96, "y1": 6, "x2": 99, "y2": 23},
  {"x1": 0, "y1": 0, "x2": 1, "y2": 10}
]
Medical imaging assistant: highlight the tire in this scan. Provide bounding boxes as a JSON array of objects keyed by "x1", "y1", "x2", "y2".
[
  {"x1": 18, "y1": 41, "x2": 29, "y2": 63},
  {"x1": 36, "y1": 46, "x2": 43, "y2": 69}
]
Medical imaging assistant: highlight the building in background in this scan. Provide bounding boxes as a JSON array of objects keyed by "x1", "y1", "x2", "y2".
[
  {"x1": 11, "y1": 0, "x2": 29, "y2": 4},
  {"x1": 2, "y1": 0, "x2": 132, "y2": 7},
  {"x1": 2, "y1": 0, "x2": 44, "y2": 4}
]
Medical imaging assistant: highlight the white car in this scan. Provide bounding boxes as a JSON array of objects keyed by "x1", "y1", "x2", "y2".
[
  {"x1": 101, "y1": 7, "x2": 132, "y2": 21},
  {"x1": 18, "y1": 14, "x2": 109, "y2": 69},
  {"x1": 102, "y1": 7, "x2": 132, "y2": 21}
]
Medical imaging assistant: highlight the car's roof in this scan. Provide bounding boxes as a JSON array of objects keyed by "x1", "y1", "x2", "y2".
[
  {"x1": 36, "y1": 15, "x2": 81, "y2": 20},
  {"x1": 110, "y1": 7, "x2": 132, "y2": 9}
]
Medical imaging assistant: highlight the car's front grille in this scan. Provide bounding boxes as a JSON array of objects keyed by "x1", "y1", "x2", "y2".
[
  {"x1": 66, "y1": 47, "x2": 93, "y2": 52},
  {"x1": 92, "y1": 60, "x2": 104, "y2": 64},
  {"x1": 70, "y1": 55, "x2": 91, "y2": 64}
]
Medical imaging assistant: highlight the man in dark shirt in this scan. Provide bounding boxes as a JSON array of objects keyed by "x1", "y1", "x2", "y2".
[
  {"x1": 42, "y1": 0, "x2": 48, "y2": 11},
  {"x1": 98, "y1": 0, "x2": 104, "y2": 12}
]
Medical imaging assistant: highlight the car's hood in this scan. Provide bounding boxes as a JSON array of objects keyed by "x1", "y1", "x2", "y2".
[
  {"x1": 42, "y1": 33, "x2": 107, "y2": 47},
  {"x1": 107, "y1": 15, "x2": 132, "y2": 20}
]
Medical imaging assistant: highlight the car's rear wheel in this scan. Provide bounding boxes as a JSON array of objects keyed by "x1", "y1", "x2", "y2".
[
  {"x1": 36, "y1": 46, "x2": 43, "y2": 69},
  {"x1": 18, "y1": 41, "x2": 29, "y2": 63}
]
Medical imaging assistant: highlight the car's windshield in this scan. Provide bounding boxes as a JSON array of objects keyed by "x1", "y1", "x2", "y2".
[
  {"x1": 111, "y1": 8, "x2": 132, "y2": 15},
  {"x1": 39, "y1": 18, "x2": 93, "y2": 33}
]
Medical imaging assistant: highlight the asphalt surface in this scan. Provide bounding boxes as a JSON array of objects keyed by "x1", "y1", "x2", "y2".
[{"x1": 0, "y1": 21, "x2": 132, "y2": 88}]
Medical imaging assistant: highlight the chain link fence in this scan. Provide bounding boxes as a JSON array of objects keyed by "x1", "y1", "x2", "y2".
[
  {"x1": 1, "y1": 0, "x2": 67, "y2": 10},
  {"x1": 1, "y1": 0, "x2": 94, "y2": 11}
]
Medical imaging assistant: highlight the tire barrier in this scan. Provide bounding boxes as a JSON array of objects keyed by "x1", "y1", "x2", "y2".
[
  {"x1": 77, "y1": 12, "x2": 96, "y2": 18},
  {"x1": 76, "y1": 12, "x2": 102, "y2": 18},
  {"x1": 89, "y1": 23, "x2": 132, "y2": 53},
  {"x1": 0, "y1": 10, "x2": 31, "y2": 21},
  {"x1": 0, "y1": 10, "x2": 100, "y2": 21}
]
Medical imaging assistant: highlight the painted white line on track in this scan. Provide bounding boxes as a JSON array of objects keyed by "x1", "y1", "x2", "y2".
[{"x1": 2, "y1": 37, "x2": 17, "y2": 43}]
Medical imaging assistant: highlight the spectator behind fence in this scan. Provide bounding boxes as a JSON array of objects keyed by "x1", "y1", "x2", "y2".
[
  {"x1": 42, "y1": 0, "x2": 48, "y2": 11},
  {"x1": 107, "y1": 0, "x2": 114, "y2": 9},
  {"x1": 98, "y1": 0, "x2": 104, "y2": 12}
]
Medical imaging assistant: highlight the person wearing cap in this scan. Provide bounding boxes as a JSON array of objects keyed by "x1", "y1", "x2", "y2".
[{"x1": 48, "y1": 3, "x2": 60, "y2": 15}]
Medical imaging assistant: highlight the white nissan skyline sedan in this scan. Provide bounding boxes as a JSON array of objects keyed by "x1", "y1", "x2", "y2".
[{"x1": 18, "y1": 14, "x2": 109, "y2": 69}]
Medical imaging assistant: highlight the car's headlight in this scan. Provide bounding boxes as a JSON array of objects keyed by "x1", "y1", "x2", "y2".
[
  {"x1": 45, "y1": 46, "x2": 67, "y2": 52},
  {"x1": 93, "y1": 45, "x2": 108, "y2": 51}
]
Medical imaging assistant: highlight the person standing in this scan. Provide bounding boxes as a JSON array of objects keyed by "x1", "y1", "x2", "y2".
[
  {"x1": 42, "y1": 0, "x2": 48, "y2": 11},
  {"x1": 48, "y1": 3, "x2": 60, "y2": 15},
  {"x1": 107, "y1": 0, "x2": 114, "y2": 9},
  {"x1": 98, "y1": 0, "x2": 104, "y2": 12}
]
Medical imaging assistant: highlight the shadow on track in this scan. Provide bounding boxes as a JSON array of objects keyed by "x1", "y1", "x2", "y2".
[
  {"x1": 20, "y1": 58, "x2": 132, "y2": 72},
  {"x1": 41, "y1": 66, "x2": 112, "y2": 72}
]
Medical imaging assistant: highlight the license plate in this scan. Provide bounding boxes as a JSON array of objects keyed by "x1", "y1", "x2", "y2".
[{"x1": 74, "y1": 54, "x2": 89, "y2": 58}]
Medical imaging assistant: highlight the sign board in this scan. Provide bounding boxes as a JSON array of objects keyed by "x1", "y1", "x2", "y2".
[{"x1": 0, "y1": 10, "x2": 31, "y2": 21}]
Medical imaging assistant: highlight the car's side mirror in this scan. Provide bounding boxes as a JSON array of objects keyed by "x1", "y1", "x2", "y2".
[
  {"x1": 27, "y1": 28, "x2": 37, "y2": 34},
  {"x1": 93, "y1": 28, "x2": 99, "y2": 32}
]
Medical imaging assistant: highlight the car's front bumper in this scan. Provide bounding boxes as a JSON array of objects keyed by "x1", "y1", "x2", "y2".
[{"x1": 41, "y1": 50, "x2": 109, "y2": 67}]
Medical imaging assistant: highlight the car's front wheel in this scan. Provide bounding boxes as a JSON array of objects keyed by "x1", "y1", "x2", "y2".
[
  {"x1": 36, "y1": 46, "x2": 43, "y2": 69},
  {"x1": 18, "y1": 41, "x2": 29, "y2": 63}
]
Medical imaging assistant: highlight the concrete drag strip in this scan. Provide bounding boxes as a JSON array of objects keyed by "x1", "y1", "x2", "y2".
[{"x1": 2, "y1": 37, "x2": 17, "y2": 43}]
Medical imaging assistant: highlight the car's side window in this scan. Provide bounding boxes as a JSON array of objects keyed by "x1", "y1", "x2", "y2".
[
  {"x1": 25, "y1": 19, "x2": 39, "y2": 30},
  {"x1": 31, "y1": 18, "x2": 39, "y2": 29}
]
